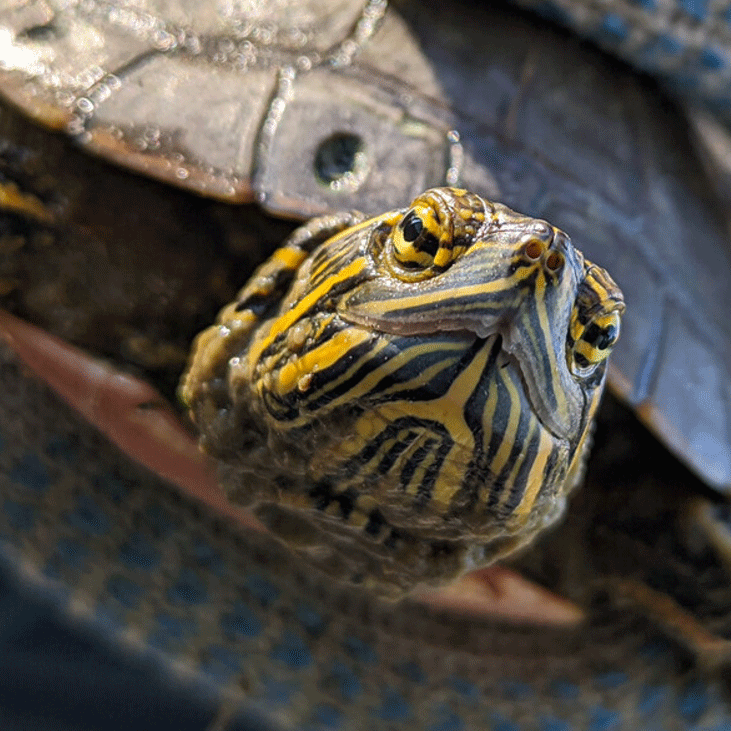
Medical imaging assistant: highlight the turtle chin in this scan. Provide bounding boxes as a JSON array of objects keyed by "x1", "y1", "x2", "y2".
[{"x1": 491, "y1": 338, "x2": 569, "y2": 444}]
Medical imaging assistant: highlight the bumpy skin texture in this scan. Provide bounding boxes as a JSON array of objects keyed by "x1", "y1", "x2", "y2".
[{"x1": 183, "y1": 188, "x2": 624, "y2": 596}]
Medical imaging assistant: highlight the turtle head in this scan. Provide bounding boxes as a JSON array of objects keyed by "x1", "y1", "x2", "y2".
[
  {"x1": 339, "y1": 188, "x2": 625, "y2": 442},
  {"x1": 184, "y1": 187, "x2": 625, "y2": 594}
]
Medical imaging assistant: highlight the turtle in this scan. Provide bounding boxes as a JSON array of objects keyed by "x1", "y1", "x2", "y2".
[
  {"x1": 1, "y1": 0, "x2": 731, "y2": 729},
  {"x1": 180, "y1": 185, "x2": 626, "y2": 597}
]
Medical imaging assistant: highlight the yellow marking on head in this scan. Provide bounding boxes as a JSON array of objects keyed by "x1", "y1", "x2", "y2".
[
  {"x1": 308, "y1": 409, "x2": 392, "y2": 479},
  {"x1": 367, "y1": 398, "x2": 474, "y2": 509},
  {"x1": 249, "y1": 257, "x2": 368, "y2": 370},
  {"x1": 344, "y1": 509, "x2": 369, "y2": 529},
  {"x1": 570, "y1": 308, "x2": 622, "y2": 374},
  {"x1": 489, "y1": 369, "x2": 522, "y2": 477},
  {"x1": 372, "y1": 348, "x2": 466, "y2": 401},
  {"x1": 374, "y1": 340, "x2": 493, "y2": 508},
  {"x1": 391, "y1": 203, "x2": 442, "y2": 269},
  {"x1": 430, "y1": 447, "x2": 470, "y2": 508},
  {"x1": 335, "y1": 211, "x2": 400, "y2": 241},
  {"x1": 569, "y1": 316, "x2": 583, "y2": 344},
  {"x1": 298, "y1": 339, "x2": 467, "y2": 418},
  {"x1": 513, "y1": 427, "x2": 553, "y2": 521},
  {"x1": 300, "y1": 337, "x2": 392, "y2": 409},
  {"x1": 217, "y1": 301, "x2": 260, "y2": 328},
  {"x1": 496, "y1": 424, "x2": 532, "y2": 512},
  {"x1": 271, "y1": 246, "x2": 309, "y2": 270},
  {"x1": 309, "y1": 211, "x2": 399, "y2": 279},
  {"x1": 479, "y1": 378, "x2": 500, "y2": 466},
  {"x1": 271, "y1": 328, "x2": 372, "y2": 396},
  {"x1": 250, "y1": 212, "x2": 401, "y2": 369},
  {"x1": 357, "y1": 266, "x2": 535, "y2": 321},
  {"x1": 401, "y1": 439, "x2": 438, "y2": 497},
  {"x1": 433, "y1": 245, "x2": 456, "y2": 269}
]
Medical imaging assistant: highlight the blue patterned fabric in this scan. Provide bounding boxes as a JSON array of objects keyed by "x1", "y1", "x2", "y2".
[{"x1": 0, "y1": 560, "x2": 279, "y2": 731}]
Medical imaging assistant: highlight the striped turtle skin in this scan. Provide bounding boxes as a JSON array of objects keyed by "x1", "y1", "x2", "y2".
[{"x1": 182, "y1": 188, "x2": 624, "y2": 596}]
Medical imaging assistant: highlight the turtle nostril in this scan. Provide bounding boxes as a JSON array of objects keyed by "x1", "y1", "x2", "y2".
[
  {"x1": 545, "y1": 251, "x2": 564, "y2": 271},
  {"x1": 524, "y1": 239, "x2": 544, "y2": 260}
]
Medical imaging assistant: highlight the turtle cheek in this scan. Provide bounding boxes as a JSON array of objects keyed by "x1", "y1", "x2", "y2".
[
  {"x1": 337, "y1": 244, "x2": 526, "y2": 339},
  {"x1": 264, "y1": 328, "x2": 574, "y2": 543}
]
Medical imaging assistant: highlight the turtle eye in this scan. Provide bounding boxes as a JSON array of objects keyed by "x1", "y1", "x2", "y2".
[
  {"x1": 570, "y1": 310, "x2": 621, "y2": 376},
  {"x1": 392, "y1": 208, "x2": 441, "y2": 269}
]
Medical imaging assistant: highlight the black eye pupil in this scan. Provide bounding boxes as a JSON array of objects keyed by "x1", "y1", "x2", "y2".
[
  {"x1": 596, "y1": 325, "x2": 616, "y2": 350},
  {"x1": 583, "y1": 323, "x2": 616, "y2": 350},
  {"x1": 401, "y1": 211, "x2": 423, "y2": 243}
]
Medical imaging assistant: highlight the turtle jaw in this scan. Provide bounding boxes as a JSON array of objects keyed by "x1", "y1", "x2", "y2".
[
  {"x1": 489, "y1": 336, "x2": 571, "y2": 443},
  {"x1": 337, "y1": 307, "x2": 581, "y2": 446},
  {"x1": 0, "y1": 305, "x2": 586, "y2": 616}
]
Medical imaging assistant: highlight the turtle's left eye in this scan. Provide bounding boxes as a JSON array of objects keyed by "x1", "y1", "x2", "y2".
[
  {"x1": 392, "y1": 208, "x2": 440, "y2": 269},
  {"x1": 569, "y1": 310, "x2": 621, "y2": 376}
]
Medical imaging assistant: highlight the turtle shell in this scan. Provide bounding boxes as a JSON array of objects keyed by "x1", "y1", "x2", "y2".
[{"x1": 0, "y1": 0, "x2": 730, "y2": 490}]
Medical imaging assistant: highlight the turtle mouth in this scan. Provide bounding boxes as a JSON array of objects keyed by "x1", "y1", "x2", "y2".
[
  {"x1": 342, "y1": 306, "x2": 567, "y2": 442},
  {"x1": 431, "y1": 315, "x2": 579, "y2": 442},
  {"x1": 483, "y1": 336, "x2": 572, "y2": 448}
]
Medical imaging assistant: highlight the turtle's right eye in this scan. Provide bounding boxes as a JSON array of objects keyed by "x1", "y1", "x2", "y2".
[
  {"x1": 569, "y1": 310, "x2": 621, "y2": 376},
  {"x1": 569, "y1": 261, "x2": 624, "y2": 379},
  {"x1": 382, "y1": 189, "x2": 480, "y2": 282}
]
